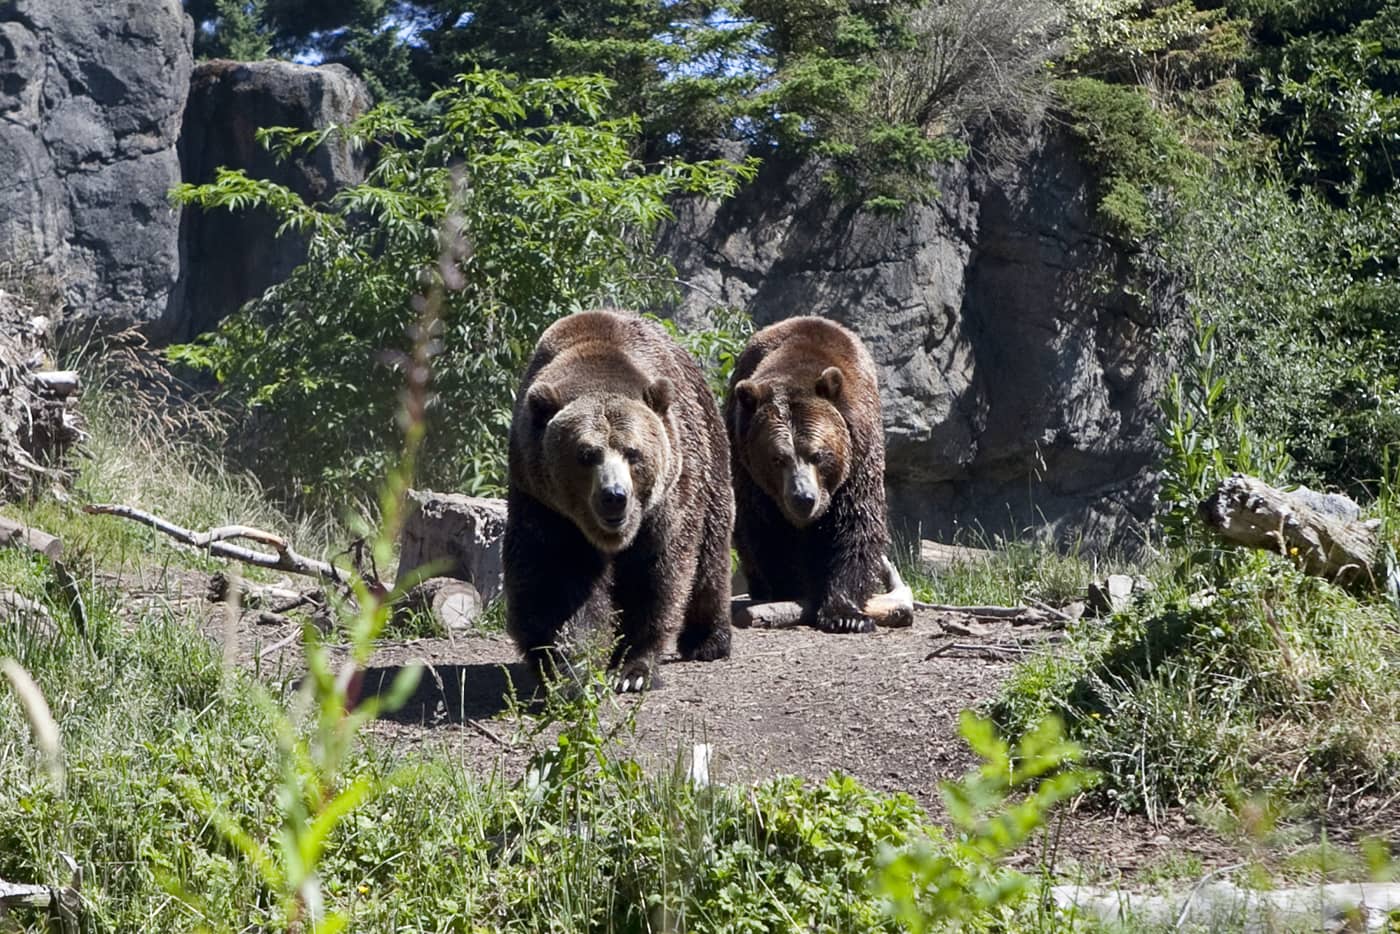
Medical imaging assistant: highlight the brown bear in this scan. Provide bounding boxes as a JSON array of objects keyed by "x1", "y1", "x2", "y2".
[
  {"x1": 504, "y1": 309, "x2": 733, "y2": 692},
  {"x1": 726, "y1": 315, "x2": 892, "y2": 633}
]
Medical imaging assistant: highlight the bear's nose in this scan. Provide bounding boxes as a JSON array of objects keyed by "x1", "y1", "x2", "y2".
[
  {"x1": 791, "y1": 489, "x2": 816, "y2": 510},
  {"x1": 596, "y1": 483, "x2": 629, "y2": 523}
]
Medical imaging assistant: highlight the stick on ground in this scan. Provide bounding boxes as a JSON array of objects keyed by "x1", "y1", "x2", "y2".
[{"x1": 82, "y1": 503, "x2": 352, "y2": 586}]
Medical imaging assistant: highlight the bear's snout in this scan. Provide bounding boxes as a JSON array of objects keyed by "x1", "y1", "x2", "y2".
[
  {"x1": 596, "y1": 481, "x2": 629, "y2": 525},
  {"x1": 592, "y1": 452, "x2": 634, "y2": 530},
  {"x1": 783, "y1": 462, "x2": 824, "y2": 526}
]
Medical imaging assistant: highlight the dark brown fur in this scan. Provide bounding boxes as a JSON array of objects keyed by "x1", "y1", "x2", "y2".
[
  {"x1": 504, "y1": 310, "x2": 733, "y2": 690},
  {"x1": 726, "y1": 316, "x2": 889, "y2": 633}
]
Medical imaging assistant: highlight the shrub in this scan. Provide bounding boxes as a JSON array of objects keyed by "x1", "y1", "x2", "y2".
[{"x1": 169, "y1": 70, "x2": 754, "y2": 503}]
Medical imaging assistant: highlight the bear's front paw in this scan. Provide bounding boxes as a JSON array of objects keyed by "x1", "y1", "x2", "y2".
[
  {"x1": 817, "y1": 598, "x2": 875, "y2": 634},
  {"x1": 614, "y1": 658, "x2": 662, "y2": 693}
]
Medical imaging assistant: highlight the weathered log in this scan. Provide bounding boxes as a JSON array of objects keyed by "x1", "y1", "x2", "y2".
[
  {"x1": 396, "y1": 576, "x2": 483, "y2": 633},
  {"x1": 0, "y1": 878, "x2": 80, "y2": 933},
  {"x1": 396, "y1": 491, "x2": 506, "y2": 603},
  {"x1": 1, "y1": 589, "x2": 57, "y2": 639},
  {"x1": 732, "y1": 599, "x2": 808, "y2": 629},
  {"x1": 919, "y1": 540, "x2": 995, "y2": 571},
  {"x1": 0, "y1": 515, "x2": 63, "y2": 561},
  {"x1": 33, "y1": 371, "x2": 79, "y2": 396},
  {"x1": 732, "y1": 557, "x2": 914, "y2": 629},
  {"x1": 1199, "y1": 474, "x2": 1383, "y2": 589}
]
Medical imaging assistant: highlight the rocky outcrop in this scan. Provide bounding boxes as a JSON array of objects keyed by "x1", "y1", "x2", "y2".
[
  {"x1": 0, "y1": 0, "x2": 193, "y2": 337},
  {"x1": 660, "y1": 128, "x2": 1180, "y2": 550},
  {"x1": 174, "y1": 59, "x2": 371, "y2": 341}
]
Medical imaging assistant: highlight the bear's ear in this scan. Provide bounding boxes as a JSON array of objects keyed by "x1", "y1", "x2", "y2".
[
  {"x1": 526, "y1": 382, "x2": 563, "y2": 426},
  {"x1": 643, "y1": 377, "x2": 674, "y2": 415},
  {"x1": 815, "y1": 366, "x2": 843, "y2": 402},
  {"x1": 733, "y1": 379, "x2": 772, "y2": 412}
]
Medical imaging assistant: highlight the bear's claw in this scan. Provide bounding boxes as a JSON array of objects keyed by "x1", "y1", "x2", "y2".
[{"x1": 817, "y1": 612, "x2": 875, "y2": 634}]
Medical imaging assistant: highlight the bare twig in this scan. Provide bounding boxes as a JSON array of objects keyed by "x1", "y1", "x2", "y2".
[
  {"x1": 82, "y1": 503, "x2": 354, "y2": 586},
  {"x1": 914, "y1": 602, "x2": 1030, "y2": 618},
  {"x1": 926, "y1": 641, "x2": 1034, "y2": 660}
]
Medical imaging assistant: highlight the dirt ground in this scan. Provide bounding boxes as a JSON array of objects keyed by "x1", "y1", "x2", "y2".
[{"x1": 195, "y1": 591, "x2": 1248, "y2": 883}]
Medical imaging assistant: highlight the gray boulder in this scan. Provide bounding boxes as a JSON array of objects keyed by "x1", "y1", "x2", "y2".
[
  {"x1": 660, "y1": 127, "x2": 1180, "y2": 551},
  {"x1": 0, "y1": 0, "x2": 193, "y2": 337},
  {"x1": 173, "y1": 59, "x2": 371, "y2": 341}
]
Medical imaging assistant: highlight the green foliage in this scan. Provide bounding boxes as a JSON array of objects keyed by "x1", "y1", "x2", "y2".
[
  {"x1": 1161, "y1": 169, "x2": 1400, "y2": 497},
  {"x1": 1059, "y1": 0, "x2": 1249, "y2": 93},
  {"x1": 1156, "y1": 305, "x2": 1292, "y2": 551},
  {"x1": 169, "y1": 71, "x2": 754, "y2": 501},
  {"x1": 876, "y1": 714, "x2": 1091, "y2": 931},
  {"x1": 650, "y1": 306, "x2": 754, "y2": 398},
  {"x1": 1233, "y1": 0, "x2": 1400, "y2": 201},
  {"x1": 996, "y1": 561, "x2": 1400, "y2": 820},
  {"x1": 1052, "y1": 76, "x2": 1198, "y2": 238},
  {"x1": 189, "y1": 0, "x2": 276, "y2": 60}
]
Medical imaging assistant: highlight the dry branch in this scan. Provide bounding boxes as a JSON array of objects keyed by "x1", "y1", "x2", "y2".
[
  {"x1": 1199, "y1": 474, "x2": 1383, "y2": 589},
  {"x1": 83, "y1": 503, "x2": 352, "y2": 586}
]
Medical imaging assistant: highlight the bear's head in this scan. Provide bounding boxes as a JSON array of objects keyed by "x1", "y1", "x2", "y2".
[
  {"x1": 732, "y1": 367, "x2": 851, "y2": 527},
  {"x1": 526, "y1": 377, "x2": 677, "y2": 553}
]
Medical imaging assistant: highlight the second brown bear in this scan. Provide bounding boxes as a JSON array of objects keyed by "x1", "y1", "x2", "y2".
[{"x1": 726, "y1": 316, "x2": 890, "y2": 633}]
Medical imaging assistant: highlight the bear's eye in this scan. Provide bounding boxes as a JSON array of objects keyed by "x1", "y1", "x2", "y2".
[
  {"x1": 622, "y1": 447, "x2": 642, "y2": 465},
  {"x1": 577, "y1": 446, "x2": 603, "y2": 466},
  {"x1": 811, "y1": 449, "x2": 832, "y2": 466}
]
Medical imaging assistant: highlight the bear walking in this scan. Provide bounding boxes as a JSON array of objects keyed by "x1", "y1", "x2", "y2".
[
  {"x1": 504, "y1": 310, "x2": 733, "y2": 691},
  {"x1": 726, "y1": 316, "x2": 891, "y2": 633}
]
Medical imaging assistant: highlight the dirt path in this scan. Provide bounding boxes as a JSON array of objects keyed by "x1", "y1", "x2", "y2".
[
  {"x1": 106, "y1": 565, "x2": 1333, "y2": 883},
  {"x1": 318, "y1": 610, "x2": 1240, "y2": 881}
]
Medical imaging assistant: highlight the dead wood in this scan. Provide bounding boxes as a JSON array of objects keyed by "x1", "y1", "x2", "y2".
[
  {"x1": 0, "y1": 515, "x2": 63, "y2": 561},
  {"x1": 1, "y1": 293, "x2": 83, "y2": 501},
  {"x1": 83, "y1": 503, "x2": 355, "y2": 586},
  {"x1": 919, "y1": 540, "x2": 995, "y2": 570},
  {"x1": 396, "y1": 577, "x2": 483, "y2": 633},
  {"x1": 0, "y1": 877, "x2": 80, "y2": 933},
  {"x1": 732, "y1": 557, "x2": 915, "y2": 629},
  {"x1": 732, "y1": 599, "x2": 809, "y2": 629},
  {"x1": 1199, "y1": 474, "x2": 1383, "y2": 589}
]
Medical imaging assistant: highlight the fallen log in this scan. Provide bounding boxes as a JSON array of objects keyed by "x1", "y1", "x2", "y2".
[
  {"x1": 0, "y1": 878, "x2": 80, "y2": 933},
  {"x1": 732, "y1": 557, "x2": 914, "y2": 629},
  {"x1": 1199, "y1": 474, "x2": 1383, "y2": 590},
  {"x1": 0, "y1": 515, "x2": 63, "y2": 561},
  {"x1": 83, "y1": 504, "x2": 354, "y2": 587}
]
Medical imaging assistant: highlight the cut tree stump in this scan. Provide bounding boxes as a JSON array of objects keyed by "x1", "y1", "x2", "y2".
[
  {"x1": 1199, "y1": 474, "x2": 1383, "y2": 590},
  {"x1": 397, "y1": 576, "x2": 485, "y2": 633},
  {"x1": 396, "y1": 491, "x2": 506, "y2": 603}
]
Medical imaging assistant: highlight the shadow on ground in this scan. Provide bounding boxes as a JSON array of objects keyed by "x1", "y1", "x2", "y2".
[{"x1": 359, "y1": 661, "x2": 534, "y2": 725}]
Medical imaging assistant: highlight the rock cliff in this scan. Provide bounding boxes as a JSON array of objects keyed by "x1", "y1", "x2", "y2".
[
  {"x1": 660, "y1": 129, "x2": 1180, "y2": 549},
  {"x1": 0, "y1": 0, "x2": 192, "y2": 336}
]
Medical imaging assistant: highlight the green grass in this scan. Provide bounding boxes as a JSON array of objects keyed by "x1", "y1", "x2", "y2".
[
  {"x1": 994, "y1": 551, "x2": 1400, "y2": 824},
  {"x1": 0, "y1": 556, "x2": 1086, "y2": 932}
]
